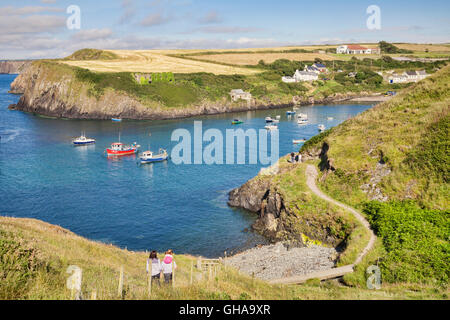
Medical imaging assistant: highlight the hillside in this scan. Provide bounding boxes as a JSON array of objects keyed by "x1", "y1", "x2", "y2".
[
  {"x1": 0, "y1": 216, "x2": 446, "y2": 300},
  {"x1": 229, "y1": 64, "x2": 450, "y2": 287}
]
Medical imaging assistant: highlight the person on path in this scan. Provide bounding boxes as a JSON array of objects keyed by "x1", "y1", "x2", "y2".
[
  {"x1": 161, "y1": 249, "x2": 177, "y2": 285},
  {"x1": 146, "y1": 250, "x2": 162, "y2": 286}
]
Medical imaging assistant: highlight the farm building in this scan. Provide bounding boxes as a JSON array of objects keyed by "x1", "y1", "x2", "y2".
[{"x1": 336, "y1": 45, "x2": 380, "y2": 55}]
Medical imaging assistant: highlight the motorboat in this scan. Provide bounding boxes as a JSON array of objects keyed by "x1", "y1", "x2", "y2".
[
  {"x1": 106, "y1": 142, "x2": 140, "y2": 156},
  {"x1": 293, "y1": 139, "x2": 307, "y2": 144},
  {"x1": 297, "y1": 113, "x2": 308, "y2": 119},
  {"x1": 297, "y1": 118, "x2": 308, "y2": 125},
  {"x1": 265, "y1": 117, "x2": 274, "y2": 123},
  {"x1": 140, "y1": 149, "x2": 169, "y2": 163},
  {"x1": 112, "y1": 118, "x2": 122, "y2": 122},
  {"x1": 318, "y1": 124, "x2": 326, "y2": 132},
  {"x1": 265, "y1": 124, "x2": 278, "y2": 131},
  {"x1": 231, "y1": 119, "x2": 243, "y2": 125},
  {"x1": 286, "y1": 111, "x2": 296, "y2": 116},
  {"x1": 72, "y1": 133, "x2": 95, "y2": 145}
]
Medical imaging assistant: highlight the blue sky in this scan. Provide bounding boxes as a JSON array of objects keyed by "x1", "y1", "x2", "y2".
[{"x1": 1, "y1": 0, "x2": 449, "y2": 59}]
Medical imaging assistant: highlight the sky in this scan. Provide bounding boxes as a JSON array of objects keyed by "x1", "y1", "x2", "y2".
[{"x1": 1, "y1": 0, "x2": 449, "y2": 59}]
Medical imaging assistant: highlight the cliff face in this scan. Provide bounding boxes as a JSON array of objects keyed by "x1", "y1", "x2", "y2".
[
  {"x1": 9, "y1": 62, "x2": 296, "y2": 120},
  {"x1": 0, "y1": 60, "x2": 31, "y2": 74}
]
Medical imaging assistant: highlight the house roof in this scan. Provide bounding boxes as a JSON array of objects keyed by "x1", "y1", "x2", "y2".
[
  {"x1": 314, "y1": 63, "x2": 327, "y2": 68},
  {"x1": 417, "y1": 70, "x2": 427, "y2": 75},
  {"x1": 296, "y1": 71, "x2": 318, "y2": 76},
  {"x1": 405, "y1": 71, "x2": 417, "y2": 76},
  {"x1": 347, "y1": 44, "x2": 368, "y2": 50}
]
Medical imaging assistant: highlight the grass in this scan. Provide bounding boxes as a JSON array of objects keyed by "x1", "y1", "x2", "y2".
[
  {"x1": 1, "y1": 216, "x2": 447, "y2": 300},
  {"x1": 65, "y1": 49, "x2": 119, "y2": 61}
]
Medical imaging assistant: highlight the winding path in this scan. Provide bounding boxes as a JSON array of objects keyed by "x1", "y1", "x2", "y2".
[{"x1": 269, "y1": 165, "x2": 376, "y2": 284}]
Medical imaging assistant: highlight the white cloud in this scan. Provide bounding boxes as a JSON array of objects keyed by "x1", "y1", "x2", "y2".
[
  {"x1": 140, "y1": 12, "x2": 171, "y2": 26},
  {"x1": 198, "y1": 11, "x2": 222, "y2": 24}
]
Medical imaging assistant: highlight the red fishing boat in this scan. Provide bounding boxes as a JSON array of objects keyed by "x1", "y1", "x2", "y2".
[{"x1": 106, "y1": 142, "x2": 140, "y2": 156}]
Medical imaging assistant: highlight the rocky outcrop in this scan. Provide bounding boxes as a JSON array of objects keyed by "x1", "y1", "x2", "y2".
[
  {"x1": 0, "y1": 60, "x2": 31, "y2": 74},
  {"x1": 9, "y1": 61, "x2": 383, "y2": 120}
]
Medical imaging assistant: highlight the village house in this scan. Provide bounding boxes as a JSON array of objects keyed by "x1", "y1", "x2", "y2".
[
  {"x1": 336, "y1": 45, "x2": 380, "y2": 55},
  {"x1": 281, "y1": 69, "x2": 319, "y2": 83},
  {"x1": 303, "y1": 63, "x2": 328, "y2": 74},
  {"x1": 230, "y1": 89, "x2": 252, "y2": 101},
  {"x1": 388, "y1": 70, "x2": 429, "y2": 84}
]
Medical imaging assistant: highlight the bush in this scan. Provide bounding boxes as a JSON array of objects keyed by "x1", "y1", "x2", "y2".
[{"x1": 363, "y1": 201, "x2": 450, "y2": 284}]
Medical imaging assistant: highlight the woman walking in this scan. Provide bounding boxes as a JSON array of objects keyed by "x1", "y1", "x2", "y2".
[
  {"x1": 146, "y1": 251, "x2": 162, "y2": 286},
  {"x1": 161, "y1": 249, "x2": 177, "y2": 285}
]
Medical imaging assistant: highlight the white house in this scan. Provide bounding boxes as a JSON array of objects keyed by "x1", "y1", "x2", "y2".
[
  {"x1": 304, "y1": 63, "x2": 328, "y2": 74},
  {"x1": 230, "y1": 89, "x2": 252, "y2": 101},
  {"x1": 336, "y1": 44, "x2": 379, "y2": 55},
  {"x1": 281, "y1": 76, "x2": 296, "y2": 83},
  {"x1": 294, "y1": 70, "x2": 319, "y2": 82},
  {"x1": 388, "y1": 70, "x2": 429, "y2": 84},
  {"x1": 389, "y1": 73, "x2": 408, "y2": 84}
]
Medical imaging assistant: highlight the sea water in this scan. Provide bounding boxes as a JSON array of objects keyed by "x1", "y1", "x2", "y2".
[{"x1": 0, "y1": 74, "x2": 371, "y2": 257}]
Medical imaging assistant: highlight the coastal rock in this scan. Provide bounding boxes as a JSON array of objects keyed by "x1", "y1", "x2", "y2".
[{"x1": 0, "y1": 60, "x2": 31, "y2": 75}]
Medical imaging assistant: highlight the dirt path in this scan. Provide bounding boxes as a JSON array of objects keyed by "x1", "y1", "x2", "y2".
[{"x1": 268, "y1": 165, "x2": 376, "y2": 284}]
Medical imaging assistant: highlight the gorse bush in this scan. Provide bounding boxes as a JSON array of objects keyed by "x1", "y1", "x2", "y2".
[{"x1": 363, "y1": 201, "x2": 450, "y2": 285}]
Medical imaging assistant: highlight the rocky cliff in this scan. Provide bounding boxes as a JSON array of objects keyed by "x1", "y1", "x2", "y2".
[{"x1": 0, "y1": 60, "x2": 31, "y2": 74}]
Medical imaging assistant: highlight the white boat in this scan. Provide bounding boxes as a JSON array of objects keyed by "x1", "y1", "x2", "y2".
[
  {"x1": 297, "y1": 118, "x2": 308, "y2": 125},
  {"x1": 286, "y1": 111, "x2": 296, "y2": 116},
  {"x1": 276, "y1": 115, "x2": 281, "y2": 120},
  {"x1": 139, "y1": 149, "x2": 169, "y2": 163},
  {"x1": 293, "y1": 139, "x2": 306, "y2": 144},
  {"x1": 297, "y1": 113, "x2": 308, "y2": 119},
  {"x1": 318, "y1": 124, "x2": 326, "y2": 132},
  {"x1": 265, "y1": 124, "x2": 278, "y2": 131},
  {"x1": 72, "y1": 133, "x2": 95, "y2": 145},
  {"x1": 265, "y1": 117, "x2": 274, "y2": 123},
  {"x1": 327, "y1": 117, "x2": 334, "y2": 120}
]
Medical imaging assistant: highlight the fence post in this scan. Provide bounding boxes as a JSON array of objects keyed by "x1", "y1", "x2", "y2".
[
  {"x1": 172, "y1": 261, "x2": 175, "y2": 288},
  {"x1": 91, "y1": 290, "x2": 97, "y2": 300},
  {"x1": 190, "y1": 261, "x2": 193, "y2": 285},
  {"x1": 208, "y1": 265, "x2": 212, "y2": 281},
  {"x1": 148, "y1": 263, "x2": 152, "y2": 297},
  {"x1": 118, "y1": 266, "x2": 124, "y2": 298}
]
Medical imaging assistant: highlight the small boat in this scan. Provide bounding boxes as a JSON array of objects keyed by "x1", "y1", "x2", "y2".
[
  {"x1": 318, "y1": 124, "x2": 326, "y2": 132},
  {"x1": 297, "y1": 118, "x2": 308, "y2": 125},
  {"x1": 72, "y1": 133, "x2": 95, "y2": 145},
  {"x1": 286, "y1": 111, "x2": 296, "y2": 116},
  {"x1": 265, "y1": 117, "x2": 274, "y2": 123},
  {"x1": 327, "y1": 117, "x2": 334, "y2": 121},
  {"x1": 297, "y1": 113, "x2": 308, "y2": 119},
  {"x1": 276, "y1": 115, "x2": 281, "y2": 120},
  {"x1": 106, "y1": 142, "x2": 140, "y2": 156},
  {"x1": 140, "y1": 149, "x2": 169, "y2": 163},
  {"x1": 112, "y1": 118, "x2": 122, "y2": 122},
  {"x1": 293, "y1": 139, "x2": 307, "y2": 144},
  {"x1": 231, "y1": 119, "x2": 243, "y2": 125},
  {"x1": 265, "y1": 124, "x2": 278, "y2": 131}
]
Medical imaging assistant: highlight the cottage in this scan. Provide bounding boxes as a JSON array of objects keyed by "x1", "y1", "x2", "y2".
[
  {"x1": 281, "y1": 76, "x2": 296, "y2": 83},
  {"x1": 294, "y1": 70, "x2": 319, "y2": 82},
  {"x1": 304, "y1": 65, "x2": 320, "y2": 74},
  {"x1": 313, "y1": 63, "x2": 328, "y2": 73},
  {"x1": 230, "y1": 89, "x2": 252, "y2": 101},
  {"x1": 389, "y1": 73, "x2": 408, "y2": 84},
  {"x1": 336, "y1": 44, "x2": 379, "y2": 55}
]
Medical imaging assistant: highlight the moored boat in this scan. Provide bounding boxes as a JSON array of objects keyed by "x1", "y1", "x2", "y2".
[
  {"x1": 106, "y1": 142, "x2": 140, "y2": 156},
  {"x1": 293, "y1": 139, "x2": 306, "y2": 144},
  {"x1": 286, "y1": 111, "x2": 296, "y2": 116},
  {"x1": 112, "y1": 118, "x2": 122, "y2": 122},
  {"x1": 139, "y1": 149, "x2": 169, "y2": 163},
  {"x1": 231, "y1": 119, "x2": 243, "y2": 125},
  {"x1": 265, "y1": 124, "x2": 278, "y2": 131},
  {"x1": 73, "y1": 133, "x2": 95, "y2": 145},
  {"x1": 297, "y1": 118, "x2": 308, "y2": 125},
  {"x1": 265, "y1": 117, "x2": 274, "y2": 123},
  {"x1": 318, "y1": 124, "x2": 326, "y2": 132}
]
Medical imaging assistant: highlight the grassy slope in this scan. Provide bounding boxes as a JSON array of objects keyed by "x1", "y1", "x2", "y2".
[
  {"x1": 0, "y1": 217, "x2": 446, "y2": 300},
  {"x1": 297, "y1": 64, "x2": 450, "y2": 286}
]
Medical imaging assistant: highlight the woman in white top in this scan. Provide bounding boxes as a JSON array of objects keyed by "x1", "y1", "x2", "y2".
[
  {"x1": 161, "y1": 249, "x2": 177, "y2": 284},
  {"x1": 146, "y1": 251, "x2": 162, "y2": 286}
]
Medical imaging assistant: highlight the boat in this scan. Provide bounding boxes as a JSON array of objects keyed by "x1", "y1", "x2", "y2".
[
  {"x1": 140, "y1": 149, "x2": 169, "y2": 163},
  {"x1": 293, "y1": 139, "x2": 307, "y2": 144},
  {"x1": 231, "y1": 119, "x2": 243, "y2": 125},
  {"x1": 112, "y1": 118, "x2": 122, "y2": 122},
  {"x1": 297, "y1": 118, "x2": 308, "y2": 125},
  {"x1": 327, "y1": 117, "x2": 334, "y2": 120},
  {"x1": 72, "y1": 133, "x2": 95, "y2": 145},
  {"x1": 297, "y1": 113, "x2": 308, "y2": 119},
  {"x1": 265, "y1": 117, "x2": 274, "y2": 123},
  {"x1": 318, "y1": 124, "x2": 326, "y2": 132},
  {"x1": 286, "y1": 111, "x2": 296, "y2": 116},
  {"x1": 265, "y1": 124, "x2": 278, "y2": 131},
  {"x1": 276, "y1": 115, "x2": 281, "y2": 120},
  {"x1": 106, "y1": 142, "x2": 140, "y2": 156}
]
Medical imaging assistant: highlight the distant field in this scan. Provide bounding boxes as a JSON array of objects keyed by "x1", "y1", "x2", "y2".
[
  {"x1": 394, "y1": 43, "x2": 450, "y2": 53},
  {"x1": 62, "y1": 50, "x2": 260, "y2": 75},
  {"x1": 189, "y1": 52, "x2": 340, "y2": 66}
]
